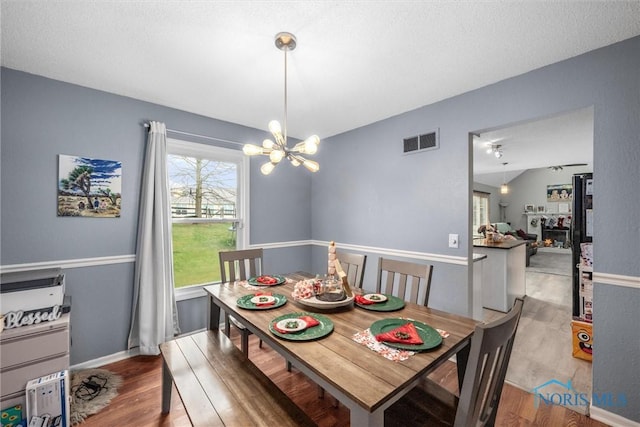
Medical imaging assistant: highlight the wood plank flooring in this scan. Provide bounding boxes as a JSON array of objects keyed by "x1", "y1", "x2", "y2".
[{"x1": 84, "y1": 330, "x2": 609, "y2": 426}]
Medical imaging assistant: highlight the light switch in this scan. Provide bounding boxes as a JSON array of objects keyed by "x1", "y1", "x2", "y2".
[{"x1": 449, "y1": 234, "x2": 459, "y2": 248}]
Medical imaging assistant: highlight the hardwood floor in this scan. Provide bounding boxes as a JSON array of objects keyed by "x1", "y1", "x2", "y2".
[{"x1": 86, "y1": 331, "x2": 609, "y2": 426}]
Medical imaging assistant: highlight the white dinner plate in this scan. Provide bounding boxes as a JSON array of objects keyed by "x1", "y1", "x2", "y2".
[
  {"x1": 250, "y1": 295, "x2": 276, "y2": 304},
  {"x1": 296, "y1": 294, "x2": 354, "y2": 309},
  {"x1": 276, "y1": 318, "x2": 308, "y2": 332},
  {"x1": 363, "y1": 293, "x2": 388, "y2": 303}
]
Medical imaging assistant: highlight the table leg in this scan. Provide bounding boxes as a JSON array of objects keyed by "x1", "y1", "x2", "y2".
[
  {"x1": 350, "y1": 407, "x2": 384, "y2": 427},
  {"x1": 161, "y1": 359, "x2": 172, "y2": 413},
  {"x1": 208, "y1": 295, "x2": 221, "y2": 331},
  {"x1": 456, "y1": 341, "x2": 471, "y2": 391}
]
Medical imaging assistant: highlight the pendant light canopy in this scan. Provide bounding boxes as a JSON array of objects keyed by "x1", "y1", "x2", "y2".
[{"x1": 243, "y1": 32, "x2": 320, "y2": 175}]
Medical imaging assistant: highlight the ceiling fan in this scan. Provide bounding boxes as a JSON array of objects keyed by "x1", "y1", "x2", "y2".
[{"x1": 548, "y1": 163, "x2": 588, "y2": 171}]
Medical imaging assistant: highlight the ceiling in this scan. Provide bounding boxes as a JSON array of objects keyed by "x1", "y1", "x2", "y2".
[
  {"x1": 473, "y1": 106, "x2": 594, "y2": 187},
  {"x1": 2, "y1": 2, "x2": 639, "y2": 151}
]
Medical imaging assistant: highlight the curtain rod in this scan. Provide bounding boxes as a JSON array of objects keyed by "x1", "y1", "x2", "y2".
[{"x1": 143, "y1": 123, "x2": 243, "y2": 146}]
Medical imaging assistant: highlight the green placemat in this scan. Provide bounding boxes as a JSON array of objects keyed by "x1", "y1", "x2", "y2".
[
  {"x1": 247, "y1": 274, "x2": 286, "y2": 286},
  {"x1": 356, "y1": 294, "x2": 405, "y2": 311},
  {"x1": 269, "y1": 312, "x2": 334, "y2": 341},
  {"x1": 236, "y1": 293, "x2": 287, "y2": 310},
  {"x1": 370, "y1": 318, "x2": 442, "y2": 351}
]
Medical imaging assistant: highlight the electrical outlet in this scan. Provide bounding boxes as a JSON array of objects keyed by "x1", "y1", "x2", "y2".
[{"x1": 449, "y1": 233, "x2": 459, "y2": 248}]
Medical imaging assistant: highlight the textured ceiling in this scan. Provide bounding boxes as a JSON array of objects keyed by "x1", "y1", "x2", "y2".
[
  {"x1": 473, "y1": 107, "x2": 594, "y2": 187},
  {"x1": 2, "y1": 1, "x2": 639, "y2": 176}
]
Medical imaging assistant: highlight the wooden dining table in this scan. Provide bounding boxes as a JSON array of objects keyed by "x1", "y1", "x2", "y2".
[{"x1": 204, "y1": 273, "x2": 479, "y2": 427}]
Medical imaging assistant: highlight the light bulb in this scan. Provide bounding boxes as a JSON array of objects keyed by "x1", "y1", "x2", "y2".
[
  {"x1": 242, "y1": 144, "x2": 263, "y2": 156},
  {"x1": 268, "y1": 120, "x2": 284, "y2": 146},
  {"x1": 288, "y1": 154, "x2": 301, "y2": 167},
  {"x1": 269, "y1": 149, "x2": 285, "y2": 163},
  {"x1": 303, "y1": 136, "x2": 319, "y2": 154},
  {"x1": 262, "y1": 139, "x2": 275, "y2": 149},
  {"x1": 304, "y1": 135, "x2": 320, "y2": 146},
  {"x1": 260, "y1": 162, "x2": 275, "y2": 175},
  {"x1": 495, "y1": 150, "x2": 503, "y2": 159},
  {"x1": 302, "y1": 159, "x2": 320, "y2": 173},
  {"x1": 268, "y1": 120, "x2": 281, "y2": 134},
  {"x1": 500, "y1": 183, "x2": 509, "y2": 194}
]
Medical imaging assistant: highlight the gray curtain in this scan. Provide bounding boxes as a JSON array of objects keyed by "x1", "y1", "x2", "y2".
[{"x1": 127, "y1": 121, "x2": 180, "y2": 355}]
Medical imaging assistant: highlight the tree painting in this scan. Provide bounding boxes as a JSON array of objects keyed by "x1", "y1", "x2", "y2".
[{"x1": 58, "y1": 155, "x2": 122, "y2": 217}]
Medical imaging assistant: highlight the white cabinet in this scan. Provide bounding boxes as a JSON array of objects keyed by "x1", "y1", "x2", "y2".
[
  {"x1": 474, "y1": 240, "x2": 526, "y2": 312},
  {"x1": 0, "y1": 314, "x2": 70, "y2": 409}
]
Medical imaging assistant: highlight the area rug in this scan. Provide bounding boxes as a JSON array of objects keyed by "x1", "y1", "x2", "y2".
[{"x1": 70, "y1": 368, "x2": 122, "y2": 425}]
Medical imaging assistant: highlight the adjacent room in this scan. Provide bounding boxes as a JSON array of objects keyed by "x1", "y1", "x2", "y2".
[{"x1": 2, "y1": 2, "x2": 639, "y2": 427}]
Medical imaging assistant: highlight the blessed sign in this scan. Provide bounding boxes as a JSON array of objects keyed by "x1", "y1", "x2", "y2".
[{"x1": 3, "y1": 305, "x2": 62, "y2": 329}]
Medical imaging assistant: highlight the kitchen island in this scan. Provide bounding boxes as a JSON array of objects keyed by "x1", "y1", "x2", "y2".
[{"x1": 473, "y1": 238, "x2": 527, "y2": 312}]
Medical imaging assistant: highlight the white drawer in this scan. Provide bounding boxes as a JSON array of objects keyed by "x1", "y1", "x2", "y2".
[
  {"x1": 0, "y1": 327, "x2": 69, "y2": 368},
  {"x1": 0, "y1": 354, "x2": 69, "y2": 398}
]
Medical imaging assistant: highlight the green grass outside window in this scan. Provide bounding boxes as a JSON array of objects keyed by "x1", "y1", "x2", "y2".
[{"x1": 172, "y1": 222, "x2": 236, "y2": 288}]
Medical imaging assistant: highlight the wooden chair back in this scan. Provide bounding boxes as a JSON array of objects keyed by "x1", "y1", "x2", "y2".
[
  {"x1": 375, "y1": 257, "x2": 433, "y2": 306},
  {"x1": 336, "y1": 251, "x2": 367, "y2": 289},
  {"x1": 219, "y1": 248, "x2": 263, "y2": 283},
  {"x1": 455, "y1": 297, "x2": 525, "y2": 426}
]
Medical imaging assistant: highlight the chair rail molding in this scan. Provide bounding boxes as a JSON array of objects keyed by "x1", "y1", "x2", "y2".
[
  {"x1": 593, "y1": 272, "x2": 640, "y2": 289},
  {"x1": 312, "y1": 240, "x2": 468, "y2": 266},
  {"x1": 1, "y1": 254, "x2": 136, "y2": 273}
]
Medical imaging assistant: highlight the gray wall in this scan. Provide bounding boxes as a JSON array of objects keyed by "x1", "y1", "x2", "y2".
[
  {"x1": 503, "y1": 165, "x2": 592, "y2": 235},
  {"x1": 2, "y1": 34, "x2": 639, "y2": 421},
  {"x1": 310, "y1": 36, "x2": 640, "y2": 420},
  {"x1": 1, "y1": 68, "x2": 312, "y2": 363}
]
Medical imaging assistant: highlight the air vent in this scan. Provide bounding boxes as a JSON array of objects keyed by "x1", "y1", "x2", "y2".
[{"x1": 403, "y1": 129, "x2": 439, "y2": 154}]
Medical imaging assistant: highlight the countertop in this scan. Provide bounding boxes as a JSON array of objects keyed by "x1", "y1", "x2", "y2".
[{"x1": 473, "y1": 238, "x2": 528, "y2": 249}]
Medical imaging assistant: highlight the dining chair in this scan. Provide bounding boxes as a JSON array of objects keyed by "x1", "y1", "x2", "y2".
[
  {"x1": 219, "y1": 248, "x2": 264, "y2": 356},
  {"x1": 376, "y1": 257, "x2": 433, "y2": 306},
  {"x1": 384, "y1": 297, "x2": 525, "y2": 427},
  {"x1": 336, "y1": 251, "x2": 367, "y2": 289}
]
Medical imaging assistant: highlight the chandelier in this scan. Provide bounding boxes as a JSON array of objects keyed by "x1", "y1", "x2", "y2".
[
  {"x1": 487, "y1": 144, "x2": 503, "y2": 159},
  {"x1": 243, "y1": 32, "x2": 320, "y2": 175}
]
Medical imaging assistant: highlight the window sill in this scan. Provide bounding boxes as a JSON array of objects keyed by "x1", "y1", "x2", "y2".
[{"x1": 175, "y1": 284, "x2": 212, "y2": 301}]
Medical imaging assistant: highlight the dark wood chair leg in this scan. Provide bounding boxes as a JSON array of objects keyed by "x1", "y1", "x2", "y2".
[
  {"x1": 224, "y1": 313, "x2": 231, "y2": 337},
  {"x1": 240, "y1": 330, "x2": 249, "y2": 356}
]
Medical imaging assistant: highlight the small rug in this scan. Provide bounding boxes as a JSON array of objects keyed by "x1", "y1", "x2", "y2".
[{"x1": 70, "y1": 368, "x2": 122, "y2": 425}]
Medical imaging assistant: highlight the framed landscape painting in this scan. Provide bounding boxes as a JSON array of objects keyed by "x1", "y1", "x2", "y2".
[{"x1": 58, "y1": 154, "x2": 122, "y2": 217}]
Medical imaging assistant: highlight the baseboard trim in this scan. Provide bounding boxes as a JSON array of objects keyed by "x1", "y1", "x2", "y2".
[
  {"x1": 70, "y1": 327, "x2": 210, "y2": 370},
  {"x1": 590, "y1": 404, "x2": 640, "y2": 427},
  {"x1": 71, "y1": 348, "x2": 140, "y2": 371}
]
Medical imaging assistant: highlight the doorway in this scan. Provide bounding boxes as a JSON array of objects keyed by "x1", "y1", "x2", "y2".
[{"x1": 471, "y1": 106, "x2": 594, "y2": 414}]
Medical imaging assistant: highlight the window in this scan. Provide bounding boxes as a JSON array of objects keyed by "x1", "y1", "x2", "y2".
[
  {"x1": 473, "y1": 191, "x2": 490, "y2": 236},
  {"x1": 167, "y1": 139, "x2": 248, "y2": 289}
]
